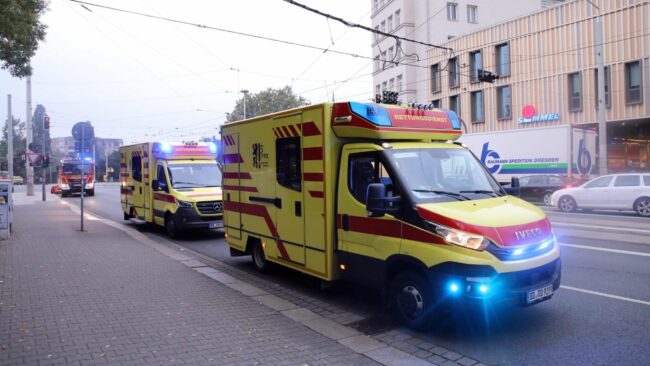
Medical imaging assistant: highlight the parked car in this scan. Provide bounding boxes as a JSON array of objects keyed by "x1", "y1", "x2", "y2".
[
  {"x1": 551, "y1": 174, "x2": 650, "y2": 217},
  {"x1": 12, "y1": 176, "x2": 24, "y2": 185},
  {"x1": 505, "y1": 174, "x2": 586, "y2": 206}
]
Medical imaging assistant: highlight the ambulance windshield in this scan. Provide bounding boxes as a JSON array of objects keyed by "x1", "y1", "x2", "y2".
[
  {"x1": 386, "y1": 148, "x2": 503, "y2": 203},
  {"x1": 167, "y1": 162, "x2": 222, "y2": 189}
]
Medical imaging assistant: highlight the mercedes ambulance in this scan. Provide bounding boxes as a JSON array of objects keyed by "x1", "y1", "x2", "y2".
[
  {"x1": 120, "y1": 141, "x2": 223, "y2": 238},
  {"x1": 220, "y1": 101, "x2": 561, "y2": 328}
]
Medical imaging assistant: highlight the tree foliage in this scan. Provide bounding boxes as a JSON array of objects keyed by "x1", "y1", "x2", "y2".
[
  {"x1": 0, "y1": 0, "x2": 48, "y2": 78},
  {"x1": 0, "y1": 117, "x2": 27, "y2": 178},
  {"x1": 226, "y1": 86, "x2": 309, "y2": 122}
]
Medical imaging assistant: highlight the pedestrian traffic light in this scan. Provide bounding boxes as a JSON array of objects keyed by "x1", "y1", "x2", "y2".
[
  {"x1": 43, "y1": 115, "x2": 50, "y2": 130},
  {"x1": 42, "y1": 155, "x2": 50, "y2": 168}
]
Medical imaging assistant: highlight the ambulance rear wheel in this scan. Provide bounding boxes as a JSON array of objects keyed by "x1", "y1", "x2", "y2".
[
  {"x1": 165, "y1": 213, "x2": 180, "y2": 239},
  {"x1": 251, "y1": 240, "x2": 269, "y2": 273},
  {"x1": 390, "y1": 271, "x2": 434, "y2": 330}
]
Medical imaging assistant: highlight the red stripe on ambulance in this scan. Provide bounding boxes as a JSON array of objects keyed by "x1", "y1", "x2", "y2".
[{"x1": 302, "y1": 147, "x2": 323, "y2": 160}]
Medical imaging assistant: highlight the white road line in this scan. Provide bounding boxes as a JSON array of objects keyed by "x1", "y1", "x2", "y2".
[
  {"x1": 559, "y1": 243, "x2": 650, "y2": 257},
  {"x1": 552, "y1": 222, "x2": 650, "y2": 234},
  {"x1": 560, "y1": 285, "x2": 650, "y2": 306}
]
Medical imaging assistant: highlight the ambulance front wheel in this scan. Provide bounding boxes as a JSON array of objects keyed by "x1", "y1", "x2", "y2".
[
  {"x1": 251, "y1": 240, "x2": 270, "y2": 273},
  {"x1": 390, "y1": 271, "x2": 434, "y2": 330},
  {"x1": 165, "y1": 213, "x2": 180, "y2": 239}
]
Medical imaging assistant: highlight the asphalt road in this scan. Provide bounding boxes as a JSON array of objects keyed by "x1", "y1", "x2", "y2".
[{"x1": 52, "y1": 183, "x2": 650, "y2": 365}]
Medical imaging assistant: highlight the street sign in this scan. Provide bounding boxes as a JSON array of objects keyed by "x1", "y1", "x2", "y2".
[
  {"x1": 72, "y1": 122, "x2": 94, "y2": 141},
  {"x1": 26, "y1": 153, "x2": 41, "y2": 165},
  {"x1": 28, "y1": 142, "x2": 40, "y2": 153}
]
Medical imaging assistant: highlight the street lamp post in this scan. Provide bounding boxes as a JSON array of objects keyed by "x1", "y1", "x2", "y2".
[{"x1": 240, "y1": 89, "x2": 249, "y2": 120}]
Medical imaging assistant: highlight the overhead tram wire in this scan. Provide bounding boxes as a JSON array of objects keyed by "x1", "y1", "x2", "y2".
[
  {"x1": 283, "y1": 0, "x2": 452, "y2": 52},
  {"x1": 68, "y1": 0, "x2": 431, "y2": 70}
]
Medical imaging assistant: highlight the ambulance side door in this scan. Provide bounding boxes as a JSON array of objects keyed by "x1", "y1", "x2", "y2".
[
  {"x1": 273, "y1": 115, "x2": 305, "y2": 265},
  {"x1": 152, "y1": 162, "x2": 171, "y2": 226},
  {"x1": 130, "y1": 150, "x2": 144, "y2": 219},
  {"x1": 336, "y1": 146, "x2": 402, "y2": 287}
]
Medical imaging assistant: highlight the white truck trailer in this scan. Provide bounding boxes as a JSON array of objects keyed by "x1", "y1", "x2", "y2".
[{"x1": 459, "y1": 125, "x2": 597, "y2": 183}]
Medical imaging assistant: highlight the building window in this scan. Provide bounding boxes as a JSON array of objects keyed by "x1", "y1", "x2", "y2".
[
  {"x1": 375, "y1": 84, "x2": 381, "y2": 96},
  {"x1": 374, "y1": 0, "x2": 378, "y2": 11},
  {"x1": 131, "y1": 155, "x2": 142, "y2": 182},
  {"x1": 497, "y1": 85, "x2": 511, "y2": 119},
  {"x1": 469, "y1": 50, "x2": 482, "y2": 83},
  {"x1": 447, "y1": 3, "x2": 458, "y2": 21},
  {"x1": 381, "y1": 51, "x2": 387, "y2": 66},
  {"x1": 495, "y1": 43, "x2": 510, "y2": 77},
  {"x1": 374, "y1": 56, "x2": 380, "y2": 71},
  {"x1": 432, "y1": 99, "x2": 441, "y2": 108},
  {"x1": 625, "y1": 60, "x2": 643, "y2": 104},
  {"x1": 387, "y1": 15, "x2": 393, "y2": 32},
  {"x1": 395, "y1": 10, "x2": 401, "y2": 27},
  {"x1": 448, "y1": 57, "x2": 459, "y2": 88},
  {"x1": 388, "y1": 47, "x2": 394, "y2": 63},
  {"x1": 374, "y1": 26, "x2": 379, "y2": 41},
  {"x1": 380, "y1": 21, "x2": 386, "y2": 33},
  {"x1": 467, "y1": 5, "x2": 478, "y2": 23},
  {"x1": 594, "y1": 66, "x2": 611, "y2": 108},
  {"x1": 431, "y1": 63, "x2": 441, "y2": 93},
  {"x1": 276, "y1": 137, "x2": 301, "y2": 192},
  {"x1": 568, "y1": 72, "x2": 582, "y2": 111},
  {"x1": 382, "y1": 81, "x2": 387, "y2": 92},
  {"x1": 471, "y1": 90, "x2": 484, "y2": 123},
  {"x1": 449, "y1": 95, "x2": 460, "y2": 116},
  {"x1": 396, "y1": 75, "x2": 403, "y2": 92},
  {"x1": 380, "y1": 0, "x2": 384, "y2": 7},
  {"x1": 389, "y1": 78, "x2": 395, "y2": 91}
]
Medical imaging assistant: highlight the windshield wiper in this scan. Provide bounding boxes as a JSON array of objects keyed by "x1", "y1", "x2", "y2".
[
  {"x1": 459, "y1": 190, "x2": 499, "y2": 197},
  {"x1": 412, "y1": 189, "x2": 469, "y2": 201},
  {"x1": 173, "y1": 181, "x2": 202, "y2": 186}
]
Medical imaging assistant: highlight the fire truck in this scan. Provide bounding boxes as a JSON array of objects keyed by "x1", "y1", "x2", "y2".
[
  {"x1": 221, "y1": 99, "x2": 561, "y2": 328},
  {"x1": 58, "y1": 157, "x2": 95, "y2": 197},
  {"x1": 119, "y1": 141, "x2": 223, "y2": 238}
]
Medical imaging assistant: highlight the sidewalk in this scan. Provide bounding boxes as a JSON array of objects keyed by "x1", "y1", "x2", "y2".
[{"x1": 0, "y1": 198, "x2": 382, "y2": 365}]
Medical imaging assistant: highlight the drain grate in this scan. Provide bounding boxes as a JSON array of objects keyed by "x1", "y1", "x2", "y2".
[{"x1": 347, "y1": 315, "x2": 396, "y2": 336}]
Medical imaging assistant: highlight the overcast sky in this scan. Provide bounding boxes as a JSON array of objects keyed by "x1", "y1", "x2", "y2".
[{"x1": 0, "y1": 0, "x2": 372, "y2": 144}]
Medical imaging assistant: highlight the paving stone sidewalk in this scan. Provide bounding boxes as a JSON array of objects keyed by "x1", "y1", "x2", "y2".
[{"x1": 0, "y1": 201, "x2": 380, "y2": 366}]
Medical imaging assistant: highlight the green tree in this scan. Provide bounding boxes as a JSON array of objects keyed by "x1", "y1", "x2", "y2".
[
  {"x1": 0, "y1": 0, "x2": 48, "y2": 77},
  {"x1": 226, "y1": 86, "x2": 309, "y2": 122},
  {"x1": 32, "y1": 104, "x2": 51, "y2": 180},
  {"x1": 0, "y1": 117, "x2": 27, "y2": 178},
  {"x1": 96, "y1": 150, "x2": 120, "y2": 182}
]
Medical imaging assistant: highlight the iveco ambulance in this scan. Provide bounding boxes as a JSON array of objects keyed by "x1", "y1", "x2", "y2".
[
  {"x1": 221, "y1": 101, "x2": 561, "y2": 328},
  {"x1": 120, "y1": 142, "x2": 223, "y2": 238}
]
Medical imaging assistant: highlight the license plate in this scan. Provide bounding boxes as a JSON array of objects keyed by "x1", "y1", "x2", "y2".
[
  {"x1": 208, "y1": 222, "x2": 223, "y2": 229},
  {"x1": 527, "y1": 285, "x2": 554, "y2": 303}
]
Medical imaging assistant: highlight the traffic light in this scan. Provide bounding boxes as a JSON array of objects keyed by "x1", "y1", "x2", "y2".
[
  {"x1": 478, "y1": 69, "x2": 498, "y2": 83},
  {"x1": 375, "y1": 94, "x2": 382, "y2": 104},
  {"x1": 43, "y1": 115, "x2": 50, "y2": 130},
  {"x1": 42, "y1": 155, "x2": 50, "y2": 168}
]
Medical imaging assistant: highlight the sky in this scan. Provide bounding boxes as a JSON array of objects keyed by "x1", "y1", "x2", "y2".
[{"x1": 0, "y1": 0, "x2": 373, "y2": 144}]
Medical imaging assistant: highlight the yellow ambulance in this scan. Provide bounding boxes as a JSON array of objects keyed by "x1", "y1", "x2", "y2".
[
  {"x1": 120, "y1": 141, "x2": 223, "y2": 238},
  {"x1": 221, "y1": 101, "x2": 561, "y2": 328}
]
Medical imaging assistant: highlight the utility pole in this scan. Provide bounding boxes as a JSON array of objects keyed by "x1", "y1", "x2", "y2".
[
  {"x1": 240, "y1": 89, "x2": 249, "y2": 119},
  {"x1": 6, "y1": 95, "x2": 13, "y2": 183},
  {"x1": 41, "y1": 114, "x2": 46, "y2": 201},
  {"x1": 26, "y1": 76, "x2": 34, "y2": 196},
  {"x1": 592, "y1": 2, "x2": 607, "y2": 175}
]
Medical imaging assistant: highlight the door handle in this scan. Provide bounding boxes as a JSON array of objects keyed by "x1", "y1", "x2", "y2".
[
  {"x1": 249, "y1": 196, "x2": 282, "y2": 209},
  {"x1": 342, "y1": 214, "x2": 350, "y2": 231},
  {"x1": 295, "y1": 201, "x2": 301, "y2": 217}
]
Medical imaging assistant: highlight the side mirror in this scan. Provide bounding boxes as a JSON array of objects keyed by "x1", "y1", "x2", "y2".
[
  {"x1": 366, "y1": 183, "x2": 401, "y2": 218},
  {"x1": 152, "y1": 180, "x2": 159, "y2": 191},
  {"x1": 509, "y1": 177, "x2": 521, "y2": 197}
]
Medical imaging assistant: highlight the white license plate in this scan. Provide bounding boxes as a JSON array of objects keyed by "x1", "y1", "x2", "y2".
[
  {"x1": 527, "y1": 285, "x2": 554, "y2": 303},
  {"x1": 208, "y1": 222, "x2": 223, "y2": 229}
]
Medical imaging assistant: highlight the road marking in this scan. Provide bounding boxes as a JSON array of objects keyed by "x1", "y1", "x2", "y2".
[
  {"x1": 552, "y1": 222, "x2": 650, "y2": 234},
  {"x1": 561, "y1": 285, "x2": 650, "y2": 306},
  {"x1": 559, "y1": 243, "x2": 650, "y2": 257}
]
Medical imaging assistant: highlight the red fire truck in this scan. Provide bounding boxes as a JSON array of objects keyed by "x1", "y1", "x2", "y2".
[{"x1": 58, "y1": 157, "x2": 95, "y2": 197}]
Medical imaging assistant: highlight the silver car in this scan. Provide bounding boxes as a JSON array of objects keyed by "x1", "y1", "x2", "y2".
[{"x1": 550, "y1": 174, "x2": 650, "y2": 217}]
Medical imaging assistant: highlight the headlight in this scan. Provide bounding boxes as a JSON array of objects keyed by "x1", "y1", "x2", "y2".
[
  {"x1": 175, "y1": 199, "x2": 193, "y2": 208},
  {"x1": 85, "y1": 182, "x2": 94, "y2": 189},
  {"x1": 428, "y1": 222, "x2": 489, "y2": 251},
  {"x1": 60, "y1": 184, "x2": 70, "y2": 190}
]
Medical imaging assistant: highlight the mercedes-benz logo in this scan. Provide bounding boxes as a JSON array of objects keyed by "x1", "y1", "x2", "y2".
[{"x1": 213, "y1": 202, "x2": 223, "y2": 213}]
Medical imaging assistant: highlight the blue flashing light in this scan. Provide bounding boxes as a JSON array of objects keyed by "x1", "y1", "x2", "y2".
[
  {"x1": 208, "y1": 142, "x2": 217, "y2": 154},
  {"x1": 349, "y1": 102, "x2": 391, "y2": 126},
  {"x1": 448, "y1": 282, "x2": 460, "y2": 294},
  {"x1": 479, "y1": 285, "x2": 488, "y2": 294},
  {"x1": 538, "y1": 240, "x2": 551, "y2": 250},
  {"x1": 512, "y1": 248, "x2": 525, "y2": 256},
  {"x1": 445, "y1": 109, "x2": 462, "y2": 130},
  {"x1": 160, "y1": 142, "x2": 173, "y2": 154}
]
